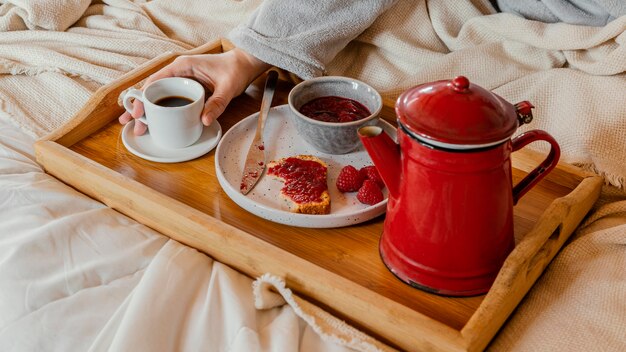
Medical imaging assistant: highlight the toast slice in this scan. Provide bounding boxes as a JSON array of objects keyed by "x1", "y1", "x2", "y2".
[{"x1": 267, "y1": 155, "x2": 330, "y2": 215}]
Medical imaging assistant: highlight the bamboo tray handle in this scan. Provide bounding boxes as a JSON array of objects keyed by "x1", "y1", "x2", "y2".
[
  {"x1": 42, "y1": 39, "x2": 225, "y2": 146},
  {"x1": 516, "y1": 176, "x2": 600, "y2": 283},
  {"x1": 461, "y1": 174, "x2": 601, "y2": 351}
]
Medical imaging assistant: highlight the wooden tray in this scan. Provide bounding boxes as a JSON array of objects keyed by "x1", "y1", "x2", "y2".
[{"x1": 34, "y1": 39, "x2": 603, "y2": 352}]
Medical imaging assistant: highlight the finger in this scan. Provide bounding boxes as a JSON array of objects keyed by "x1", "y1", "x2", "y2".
[
  {"x1": 119, "y1": 98, "x2": 144, "y2": 125},
  {"x1": 201, "y1": 93, "x2": 230, "y2": 126},
  {"x1": 119, "y1": 111, "x2": 132, "y2": 125},
  {"x1": 131, "y1": 99, "x2": 144, "y2": 119},
  {"x1": 133, "y1": 120, "x2": 148, "y2": 136},
  {"x1": 144, "y1": 56, "x2": 191, "y2": 87}
]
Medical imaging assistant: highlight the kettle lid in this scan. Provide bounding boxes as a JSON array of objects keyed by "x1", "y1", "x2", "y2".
[{"x1": 396, "y1": 76, "x2": 519, "y2": 149}]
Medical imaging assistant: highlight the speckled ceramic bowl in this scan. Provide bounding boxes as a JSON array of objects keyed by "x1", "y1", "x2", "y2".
[{"x1": 287, "y1": 76, "x2": 383, "y2": 154}]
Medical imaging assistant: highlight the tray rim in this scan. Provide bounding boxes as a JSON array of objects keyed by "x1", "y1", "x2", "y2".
[{"x1": 33, "y1": 38, "x2": 603, "y2": 352}]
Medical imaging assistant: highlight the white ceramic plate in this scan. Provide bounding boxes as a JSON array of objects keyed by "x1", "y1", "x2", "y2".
[
  {"x1": 122, "y1": 120, "x2": 222, "y2": 163},
  {"x1": 215, "y1": 104, "x2": 397, "y2": 228}
]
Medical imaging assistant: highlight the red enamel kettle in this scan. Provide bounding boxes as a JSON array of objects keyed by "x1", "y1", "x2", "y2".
[{"x1": 359, "y1": 76, "x2": 560, "y2": 296}]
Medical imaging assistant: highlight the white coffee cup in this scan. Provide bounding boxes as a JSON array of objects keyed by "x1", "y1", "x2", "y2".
[{"x1": 123, "y1": 77, "x2": 205, "y2": 149}]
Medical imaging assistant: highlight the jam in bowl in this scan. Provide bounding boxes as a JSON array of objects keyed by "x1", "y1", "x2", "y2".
[
  {"x1": 299, "y1": 96, "x2": 371, "y2": 123},
  {"x1": 288, "y1": 76, "x2": 382, "y2": 155}
]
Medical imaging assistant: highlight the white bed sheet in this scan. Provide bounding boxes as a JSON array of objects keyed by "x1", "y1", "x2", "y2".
[{"x1": 0, "y1": 119, "x2": 355, "y2": 352}]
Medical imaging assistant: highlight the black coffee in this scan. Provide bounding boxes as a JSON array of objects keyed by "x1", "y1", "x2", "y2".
[{"x1": 154, "y1": 96, "x2": 194, "y2": 107}]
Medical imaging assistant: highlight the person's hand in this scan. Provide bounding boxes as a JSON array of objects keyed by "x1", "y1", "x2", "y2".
[{"x1": 119, "y1": 47, "x2": 271, "y2": 135}]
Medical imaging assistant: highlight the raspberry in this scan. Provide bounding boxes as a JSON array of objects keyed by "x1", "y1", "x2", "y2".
[
  {"x1": 336, "y1": 165, "x2": 365, "y2": 192},
  {"x1": 359, "y1": 165, "x2": 385, "y2": 189},
  {"x1": 357, "y1": 179, "x2": 384, "y2": 205}
]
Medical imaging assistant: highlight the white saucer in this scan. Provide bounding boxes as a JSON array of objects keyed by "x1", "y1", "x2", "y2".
[{"x1": 122, "y1": 120, "x2": 222, "y2": 163}]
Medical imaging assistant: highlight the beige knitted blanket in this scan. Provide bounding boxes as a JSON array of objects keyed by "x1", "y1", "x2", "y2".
[
  {"x1": 0, "y1": 0, "x2": 260, "y2": 137},
  {"x1": 1, "y1": 0, "x2": 625, "y2": 351},
  {"x1": 330, "y1": 0, "x2": 626, "y2": 190}
]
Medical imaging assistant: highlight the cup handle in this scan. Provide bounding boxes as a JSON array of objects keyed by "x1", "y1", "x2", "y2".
[
  {"x1": 122, "y1": 88, "x2": 148, "y2": 125},
  {"x1": 511, "y1": 130, "x2": 561, "y2": 204}
]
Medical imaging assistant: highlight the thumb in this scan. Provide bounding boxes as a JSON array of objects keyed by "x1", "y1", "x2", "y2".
[
  {"x1": 143, "y1": 58, "x2": 188, "y2": 87},
  {"x1": 201, "y1": 93, "x2": 230, "y2": 126}
]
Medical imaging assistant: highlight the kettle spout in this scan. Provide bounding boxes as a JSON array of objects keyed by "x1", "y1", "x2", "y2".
[{"x1": 358, "y1": 125, "x2": 401, "y2": 198}]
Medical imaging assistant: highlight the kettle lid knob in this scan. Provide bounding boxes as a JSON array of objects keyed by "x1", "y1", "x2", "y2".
[{"x1": 451, "y1": 76, "x2": 470, "y2": 92}]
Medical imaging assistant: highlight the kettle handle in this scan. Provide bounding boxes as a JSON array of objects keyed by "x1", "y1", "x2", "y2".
[{"x1": 511, "y1": 130, "x2": 561, "y2": 204}]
